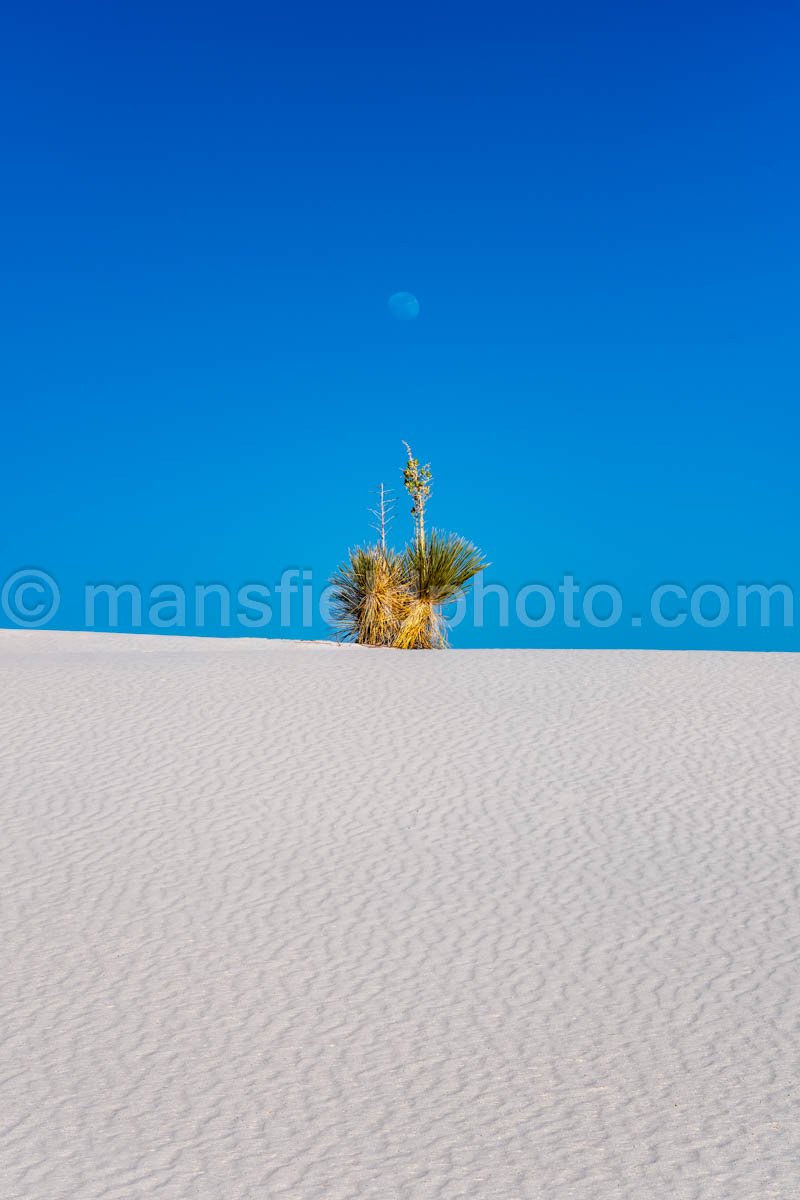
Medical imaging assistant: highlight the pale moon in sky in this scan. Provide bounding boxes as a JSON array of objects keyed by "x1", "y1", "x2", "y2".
[{"x1": 388, "y1": 291, "x2": 420, "y2": 320}]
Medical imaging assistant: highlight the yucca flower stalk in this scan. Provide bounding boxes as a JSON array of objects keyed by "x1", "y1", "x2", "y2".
[{"x1": 402, "y1": 441, "x2": 432, "y2": 550}]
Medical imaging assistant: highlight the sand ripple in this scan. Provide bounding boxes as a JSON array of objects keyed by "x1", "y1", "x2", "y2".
[{"x1": 0, "y1": 632, "x2": 798, "y2": 1198}]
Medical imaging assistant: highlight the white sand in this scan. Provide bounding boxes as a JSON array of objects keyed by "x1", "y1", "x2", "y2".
[{"x1": 1, "y1": 630, "x2": 797, "y2": 1199}]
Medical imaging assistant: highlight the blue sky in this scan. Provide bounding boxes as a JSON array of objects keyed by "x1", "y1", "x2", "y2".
[{"x1": 1, "y1": 2, "x2": 798, "y2": 648}]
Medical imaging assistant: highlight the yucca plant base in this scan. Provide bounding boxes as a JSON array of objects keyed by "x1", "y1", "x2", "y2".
[{"x1": 392, "y1": 598, "x2": 446, "y2": 651}]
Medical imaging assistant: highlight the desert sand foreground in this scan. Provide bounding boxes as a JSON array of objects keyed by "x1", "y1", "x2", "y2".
[{"x1": 1, "y1": 631, "x2": 797, "y2": 1199}]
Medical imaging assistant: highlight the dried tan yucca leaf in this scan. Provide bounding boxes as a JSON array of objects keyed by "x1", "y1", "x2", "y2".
[{"x1": 329, "y1": 546, "x2": 409, "y2": 646}]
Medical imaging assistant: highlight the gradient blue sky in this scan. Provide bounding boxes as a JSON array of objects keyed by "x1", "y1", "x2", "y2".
[{"x1": 2, "y1": 2, "x2": 798, "y2": 648}]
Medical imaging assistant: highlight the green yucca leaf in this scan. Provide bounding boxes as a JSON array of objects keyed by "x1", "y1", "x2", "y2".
[{"x1": 402, "y1": 530, "x2": 487, "y2": 605}]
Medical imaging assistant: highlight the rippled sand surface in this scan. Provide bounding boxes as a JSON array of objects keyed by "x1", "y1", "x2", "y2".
[{"x1": 1, "y1": 631, "x2": 797, "y2": 1198}]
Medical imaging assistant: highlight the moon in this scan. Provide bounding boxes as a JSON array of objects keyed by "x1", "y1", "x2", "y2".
[{"x1": 388, "y1": 291, "x2": 420, "y2": 320}]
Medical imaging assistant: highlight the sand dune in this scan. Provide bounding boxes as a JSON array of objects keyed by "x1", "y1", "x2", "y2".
[{"x1": 1, "y1": 630, "x2": 797, "y2": 1198}]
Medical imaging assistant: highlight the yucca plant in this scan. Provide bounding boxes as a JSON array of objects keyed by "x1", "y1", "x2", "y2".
[
  {"x1": 394, "y1": 529, "x2": 486, "y2": 649},
  {"x1": 329, "y1": 545, "x2": 408, "y2": 646},
  {"x1": 329, "y1": 444, "x2": 487, "y2": 648}
]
